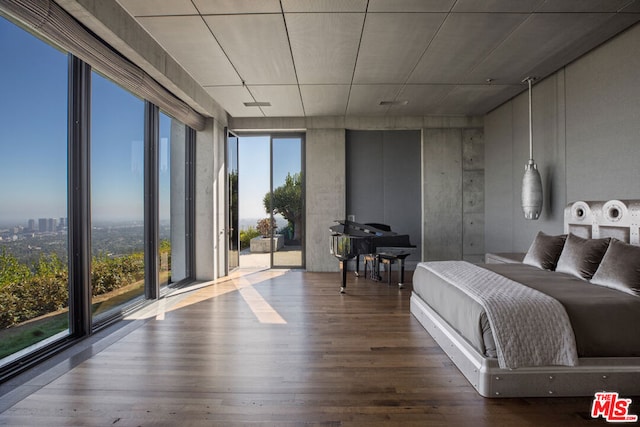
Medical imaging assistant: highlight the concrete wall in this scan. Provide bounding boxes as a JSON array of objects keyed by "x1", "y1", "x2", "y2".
[
  {"x1": 423, "y1": 127, "x2": 485, "y2": 262},
  {"x1": 485, "y1": 23, "x2": 640, "y2": 253},
  {"x1": 194, "y1": 117, "x2": 227, "y2": 280},
  {"x1": 306, "y1": 128, "x2": 346, "y2": 271}
]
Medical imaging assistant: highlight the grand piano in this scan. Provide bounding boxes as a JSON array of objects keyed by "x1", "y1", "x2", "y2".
[{"x1": 329, "y1": 220, "x2": 416, "y2": 293}]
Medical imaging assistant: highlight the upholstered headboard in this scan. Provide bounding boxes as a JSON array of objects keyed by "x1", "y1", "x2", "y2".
[{"x1": 564, "y1": 200, "x2": 640, "y2": 246}]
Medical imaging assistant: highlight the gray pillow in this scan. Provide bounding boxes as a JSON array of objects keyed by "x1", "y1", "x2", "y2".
[
  {"x1": 522, "y1": 232, "x2": 567, "y2": 270},
  {"x1": 555, "y1": 233, "x2": 610, "y2": 280},
  {"x1": 590, "y1": 239, "x2": 640, "y2": 296}
]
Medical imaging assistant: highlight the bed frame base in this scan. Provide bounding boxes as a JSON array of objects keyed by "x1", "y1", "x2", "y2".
[{"x1": 410, "y1": 293, "x2": 640, "y2": 398}]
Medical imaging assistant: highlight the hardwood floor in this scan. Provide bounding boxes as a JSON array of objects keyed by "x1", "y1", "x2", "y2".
[{"x1": 0, "y1": 269, "x2": 627, "y2": 426}]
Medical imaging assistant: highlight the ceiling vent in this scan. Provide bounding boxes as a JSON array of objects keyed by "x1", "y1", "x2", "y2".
[
  {"x1": 243, "y1": 101, "x2": 271, "y2": 107},
  {"x1": 379, "y1": 100, "x2": 408, "y2": 106}
]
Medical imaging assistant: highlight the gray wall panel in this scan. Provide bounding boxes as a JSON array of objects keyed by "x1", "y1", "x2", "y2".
[
  {"x1": 346, "y1": 130, "x2": 422, "y2": 262},
  {"x1": 565, "y1": 25, "x2": 640, "y2": 201},
  {"x1": 382, "y1": 130, "x2": 422, "y2": 242},
  {"x1": 346, "y1": 130, "x2": 384, "y2": 222},
  {"x1": 485, "y1": 102, "x2": 514, "y2": 252}
]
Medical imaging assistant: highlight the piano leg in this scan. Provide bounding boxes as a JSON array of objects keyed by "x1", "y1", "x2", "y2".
[
  {"x1": 340, "y1": 260, "x2": 347, "y2": 294},
  {"x1": 396, "y1": 253, "x2": 409, "y2": 289},
  {"x1": 354, "y1": 255, "x2": 360, "y2": 277}
]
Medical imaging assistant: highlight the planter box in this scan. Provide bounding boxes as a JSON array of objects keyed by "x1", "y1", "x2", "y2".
[{"x1": 250, "y1": 235, "x2": 284, "y2": 253}]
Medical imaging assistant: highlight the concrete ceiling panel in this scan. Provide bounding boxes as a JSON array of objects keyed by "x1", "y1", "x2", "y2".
[
  {"x1": 137, "y1": 16, "x2": 241, "y2": 86},
  {"x1": 346, "y1": 85, "x2": 403, "y2": 116},
  {"x1": 469, "y1": 13, "x2": 615, "y2": 84},
  {"x1": 368, "y1": 0, "x2": 456, "y2": 12},
  {"x1": 117, "y1": 0, "x2": 199, "y2": 16},
  {"x1": 391, "y1": 85, "x2": 457, "y2": 115},
  {"x1": 353, "y1": 13, "x2": 446, "y2": 84},
  {"x1": 247, "y1": 85, "x2": 305, "y2": 117},
  {"x1": 286, "y1": 13, "x2": 365, "y2": 84},
  {"x1": 203, "y1": 14, "x2": 297, "y2": 85},
  {"x1": 537, "y1": 0, "x2": 635, "y2": 12},
  {"x1": 113, "y1": 0, "x2": 640, "y2": 118},
  {"x1": 408, "y1": 13, "x2": 528, "y2": 84},
  {"x1": 203, "y1": 85, "x2": 260, "y2": 117},
  {"x1": 193, "y1": 0, "x2": 281, "y2": 15},
  {"x1": 300, "y1": 85, "x2": 351, "y2": 116},
  {"x1": 451, "y1": 0, "x2": 544, "y2": 13},
  {"x1": 281, "y1": 0, "x2": 367, "y2": 13},
  {"x1": 434, "y1": 84, "x2": 523, "y2": 115}
]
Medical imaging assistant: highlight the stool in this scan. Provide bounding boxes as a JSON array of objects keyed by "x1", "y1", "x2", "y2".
[{"x1": 377, "y1": 252, "x2": 410, "y2": 289}]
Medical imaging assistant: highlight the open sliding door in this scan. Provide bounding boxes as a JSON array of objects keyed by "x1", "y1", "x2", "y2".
[{"x1": 227, "y1": 130, "x2": 239, "y2": 271}]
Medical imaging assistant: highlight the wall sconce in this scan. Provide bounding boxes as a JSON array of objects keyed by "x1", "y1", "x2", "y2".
[{"x1": 521, "y1": 77, "x2": 543, "y2": 220}]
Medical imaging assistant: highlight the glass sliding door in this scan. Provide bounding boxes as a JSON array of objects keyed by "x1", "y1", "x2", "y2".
[
  {"x1": 90, "y1": 72, "x2": 145, "y2": 323},
  {"x1": 238, "y1": 136, "x2": 270, "y2": 269},
  {"x1": 236, "y1": 134, "x2": 304, "y2": 269},
  {"x1": 270, "y1": 136, "x2": 304, "y2": 268},
  {"x1": 227, "y1": 131, "x2": 239, "y2": 271},
  {"x1": 0, "y1": 16, "x2": 70, "y2": 362}
]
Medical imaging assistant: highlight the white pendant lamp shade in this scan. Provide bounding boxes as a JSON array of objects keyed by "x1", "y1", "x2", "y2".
[
  {"x1": 522, "y1": 159, "x2": 543, "y2": 219},
  {"x1": 521, "y1": 77, "x2": 543, "y2": 220}
]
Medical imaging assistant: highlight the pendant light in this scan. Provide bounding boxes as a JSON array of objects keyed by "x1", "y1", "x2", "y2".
[{"x1": 521, "y1": 77, "x2": 543, "y2": 220}]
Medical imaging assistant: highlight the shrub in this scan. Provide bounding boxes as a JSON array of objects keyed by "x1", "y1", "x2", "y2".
[
  {"x1": 0, "y1": 250, "x2": 147, "y2": 329},
  {"x1": 0, "y1": 274, "x2": 68, "y2": 329},
  {"x1": 91, "y1": 252, "x2": 144, "y2": 296},
  {"x1": 0, "y1": 249, "x2": 31, "y2": 290},
  {"x1": 256, "y1": 217, "x2": 276, "y2": 237},
  {"x1": 240, "y1": 227, "x2": 261, "y2": 250}
]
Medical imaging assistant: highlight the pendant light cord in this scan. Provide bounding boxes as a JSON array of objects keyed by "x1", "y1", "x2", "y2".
[{"x1": 528, "y1": 77, "x2": 533, "y2": 161}]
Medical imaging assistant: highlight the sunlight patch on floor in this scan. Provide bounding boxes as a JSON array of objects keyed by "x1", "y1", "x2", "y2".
[{"x1": 125, "y1": 268, "x2": 288, "y2": 324}]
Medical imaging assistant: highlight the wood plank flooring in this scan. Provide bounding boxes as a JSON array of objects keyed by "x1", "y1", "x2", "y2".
[{"x1": 0, "y1": 269, "x2": 629, "y2": 426}]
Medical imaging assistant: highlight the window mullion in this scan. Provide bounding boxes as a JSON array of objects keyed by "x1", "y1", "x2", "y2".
[
  {"x1": 145, "y1": 102, "x2": 160, "y2": 299},
  {"x1": 68, "y1": 55, "x2": 92, "y2": 337},
  {"x1": 185, "y1": 127, "x2": 196, "y2": 279}
]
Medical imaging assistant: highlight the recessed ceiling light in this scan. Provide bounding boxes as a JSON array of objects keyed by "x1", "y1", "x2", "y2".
[
  {"x1": 243, "y1": 101, "x2": 271, "y2": 107},
  {"x1": 379, "y1": 100, "x2": 408, "y2": 106}
]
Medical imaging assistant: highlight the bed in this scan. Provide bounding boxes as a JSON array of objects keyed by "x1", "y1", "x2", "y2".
[{"x1": 410, "y1": 200, "x2": 640, "y2": 397}]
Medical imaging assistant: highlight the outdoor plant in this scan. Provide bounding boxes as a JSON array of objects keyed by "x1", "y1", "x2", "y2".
[
  {"x1": 256, "y1": 218, "x2": 276, "y2": 238},
  {"x1": 0, "y1": 250, "x2": 147, "y2": 329},
  {"x1": 263, "y1": 172, "x2": 302, "y2": 241},
  {"x1": 240, "y1": 227, "x2": 261, "y2": 249}
]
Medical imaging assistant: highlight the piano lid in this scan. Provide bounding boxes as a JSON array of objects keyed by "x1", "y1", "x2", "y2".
[{"x1": 329, "y1": 220, "x2": 397, "y2": 238}]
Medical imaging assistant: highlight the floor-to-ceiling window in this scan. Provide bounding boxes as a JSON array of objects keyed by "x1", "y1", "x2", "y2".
[
  {"x1": 0, "y1": 6, "x2": 197, "y2": 377},
  {"x1": 90, "y1": 72, "x2": 146, "y2": 324},
  {"x1": 0, "y1": 16, "x2": 70, "y2": 362}
]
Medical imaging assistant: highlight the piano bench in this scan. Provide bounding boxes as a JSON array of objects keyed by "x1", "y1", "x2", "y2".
[{"x1": 377, "y1": 252, "x2": 411, "y2": 289}]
